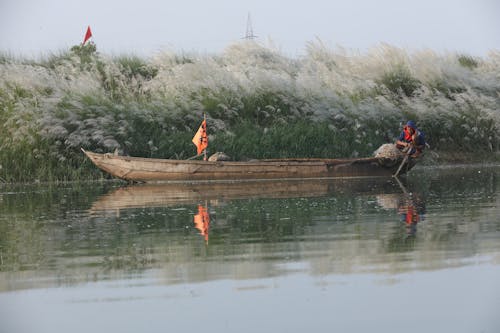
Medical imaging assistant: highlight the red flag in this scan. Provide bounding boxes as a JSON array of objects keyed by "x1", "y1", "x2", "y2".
[
  {"x1": 82, "y1": 26, "x2": 92, "y2": 45},
  {"x1": 194, "y1": 205, "x2": 210, "y2": 243},
  {"x1": 192, "y1": 119, "x2": 208, "y2": 155}
]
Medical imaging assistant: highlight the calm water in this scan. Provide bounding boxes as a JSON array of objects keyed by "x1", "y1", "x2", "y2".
[{"x1": 1, "y1": 165, "x2": 500, "y2": 333}]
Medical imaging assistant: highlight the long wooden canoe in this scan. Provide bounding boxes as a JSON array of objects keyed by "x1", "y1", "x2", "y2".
[{"x1": 81, "y1": 148, "x2": 416, "y2": 182}]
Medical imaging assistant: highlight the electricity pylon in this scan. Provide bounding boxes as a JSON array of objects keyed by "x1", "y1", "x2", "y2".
[{"x1": 244, "y1": 12, "x2": 257, "y2": 40}]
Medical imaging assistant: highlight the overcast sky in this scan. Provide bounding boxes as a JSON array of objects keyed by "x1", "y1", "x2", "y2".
[{"x1": 1, "y1": 0, "x2": 499, "y2": 58}]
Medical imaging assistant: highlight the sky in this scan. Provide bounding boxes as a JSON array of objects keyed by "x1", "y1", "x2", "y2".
[{"x1": 0, "y1": 0, "x2": 499, "y2": 58}]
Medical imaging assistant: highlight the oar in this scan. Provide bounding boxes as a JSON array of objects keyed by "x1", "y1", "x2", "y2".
[
  {"x1": 393, "y1": 145, "x2": 413, "y2": 177},
  {"x1": 393, "y1": 174, "x2": 409, "y2": 195}
]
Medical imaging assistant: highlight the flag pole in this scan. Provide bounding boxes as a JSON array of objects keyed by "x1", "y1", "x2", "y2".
[{"x1": 203, "y1": 113, "x2": 207, "y2": 161}]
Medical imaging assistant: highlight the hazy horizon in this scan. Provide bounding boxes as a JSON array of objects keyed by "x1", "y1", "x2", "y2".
[{"x1": 1, "y1": 0, "x2": 499, "y2": 58}]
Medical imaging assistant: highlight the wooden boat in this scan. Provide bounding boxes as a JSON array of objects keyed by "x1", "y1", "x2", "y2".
[{"x1": 81, "y1": 148, "x2": 416, "y2": 182}]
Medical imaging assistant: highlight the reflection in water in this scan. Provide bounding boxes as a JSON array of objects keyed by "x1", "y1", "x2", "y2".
[
  {"x1": 398, "y1": 192, "x2": 425, "y2": 237},
  {"x1": 188, "y1": 178, "x2": 427, "y2": 244},
  {"x1": 375, "y1": 178, "x2": 428, "y2": 253},
  {"x1": 89, "y1": 177, "x2": 397, "y2": 211},
  {"x1": 0, "y1": 166, "x2": 499, "y2": 292},
  {"x1": 393, "y1": 176, "x2": 425, "y2": 236},
  {"x1": 194, "y1": 204, "x2": 210, "y2": 243}
]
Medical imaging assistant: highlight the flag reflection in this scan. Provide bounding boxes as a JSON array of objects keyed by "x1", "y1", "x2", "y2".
[{"x1": 194, "y1": 204, "x2": 210, "y2": 243}]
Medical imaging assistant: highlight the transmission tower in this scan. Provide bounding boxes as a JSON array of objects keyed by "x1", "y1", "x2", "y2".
[{"x1": 244, "y1": 12, "x2": 257, "y2": 40}]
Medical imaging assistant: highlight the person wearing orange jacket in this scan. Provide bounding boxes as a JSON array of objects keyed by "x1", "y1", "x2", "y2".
[{"x1": 396, "y1": 120, "x2": 426, "y2": 157}]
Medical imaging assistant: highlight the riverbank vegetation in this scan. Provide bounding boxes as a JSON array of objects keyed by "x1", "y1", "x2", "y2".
[{"x1": 1, "y1": 42, "x2": 499, "y2": 182}]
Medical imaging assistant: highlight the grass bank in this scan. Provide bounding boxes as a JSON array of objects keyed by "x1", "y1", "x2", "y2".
[{"x1": 1, "y1": 42, "x2": 499, "y2": 183}]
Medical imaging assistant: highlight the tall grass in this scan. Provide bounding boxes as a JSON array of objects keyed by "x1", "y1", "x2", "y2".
[
  {"x1": 0, "y1": 41, "x2": 499, "y2": 182},
  {"x1": 211, "y1": 120, "x2": 390, "y2": 160}
]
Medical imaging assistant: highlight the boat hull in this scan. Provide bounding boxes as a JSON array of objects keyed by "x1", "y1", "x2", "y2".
[{"x1": 82, "y1": 149, "x2": 416, "y2": 182}]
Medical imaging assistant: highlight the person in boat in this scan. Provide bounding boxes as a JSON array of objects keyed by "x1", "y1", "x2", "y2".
[{"x1": 396, "y1": 120, "x2": 425, "y2": 157}]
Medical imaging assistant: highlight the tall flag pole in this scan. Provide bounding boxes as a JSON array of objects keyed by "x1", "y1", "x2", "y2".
[
  {"x1": 203, "y1": 113, "x2": 207, "y2": 161},
  {"x1": 82, "y1": 26, "x2": 92, "y2": 45},
  {"x1": 192, "y1": 114, "x2": 208, "y2": 160}
]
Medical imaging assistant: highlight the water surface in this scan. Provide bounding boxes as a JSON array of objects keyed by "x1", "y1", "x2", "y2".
[{"x1": 1, "y1": 165, "x2": 499, "y2": 332}]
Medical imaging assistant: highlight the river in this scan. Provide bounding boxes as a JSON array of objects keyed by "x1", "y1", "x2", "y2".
[{"x1": 1, "y1": 165, "x2": 499, "y2": 333}]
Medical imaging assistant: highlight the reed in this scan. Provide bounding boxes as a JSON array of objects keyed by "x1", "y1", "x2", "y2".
[
  {"x1": 1, "y1": 42, "x2": 499, "y2": 182},
  {"x1": 378, "y1": 65, "x2": 421, "y2": 97}
]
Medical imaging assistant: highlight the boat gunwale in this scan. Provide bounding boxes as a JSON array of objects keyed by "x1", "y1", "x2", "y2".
[{"x1": 82, "y1": 149, "x2": 382, "y2": 166}]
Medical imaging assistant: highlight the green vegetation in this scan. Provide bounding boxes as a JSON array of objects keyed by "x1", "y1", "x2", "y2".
[
  {"x1": 457, "y1": 54, "x2": 479, "y2": 69},
  {"x1": 1, "y1": 42, "x2": 499, "y2": 183},
  {"x1": 70, "y1": 42, "x2": 97, "y2": 67},
  {"x1": 379, "y1": 65, "x2": 421, "y2": 97}
]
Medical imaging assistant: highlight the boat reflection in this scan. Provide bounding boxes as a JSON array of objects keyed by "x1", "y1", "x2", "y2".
[
  {"x1": 90, "y1": 178, "x2": 403, "y2": 212},
  {"x1": 90, "y1": 177, "x2": 422, "y2": 243}
]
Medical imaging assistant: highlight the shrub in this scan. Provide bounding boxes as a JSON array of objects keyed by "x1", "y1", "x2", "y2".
[
  {"x1": 457, "y1": 54, "x2": 478, "y2": 69},
  {"x1": 379, "y1": 65, "x2": 421, "y2": 97}
]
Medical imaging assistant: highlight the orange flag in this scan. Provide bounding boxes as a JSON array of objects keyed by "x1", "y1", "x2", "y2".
[
  {"x1": 192, "y1": 119, "x2": 208, "y2": 155},
  {"x1": 82, "y1": 26, "x2": 92, "y2": 45},
  {"x1": 194, "y1": 205, "x2": 210, "y2": 243}
]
